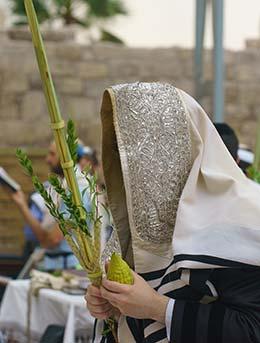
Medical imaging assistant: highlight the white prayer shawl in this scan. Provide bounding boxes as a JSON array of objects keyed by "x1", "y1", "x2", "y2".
[{"x1": 99, "y1": 82, "x2": 260, "y2": 342}]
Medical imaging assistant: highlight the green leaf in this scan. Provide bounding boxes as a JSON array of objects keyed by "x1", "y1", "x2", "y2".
[
  {"x1": 9, "y1": 0, "x2": 128, "y2": 35},
  {"x1": 100, "y1": 29, "x2": 124, "y2": 45},
  {"x1": 81, "y1": 187, "x2": 89, "y2": 199},
  {"x1": 87, "y1": 0, "x2": 127, "y2": 18},
  {"x1": 16, "y1": 148, "x2": 68, "y2": 234},
  {"x1": 247, "y1": 166, "x2": 260, "y2": 183},
  {"x1": 16, "y1": 148, "x2": 34, "y2": 177},
  {"x1": 66, "y1": 119, "x2": 79, "y2": 165},
  {"x1": 10, "y1": 0, "x2": 51, "y2": 23}
]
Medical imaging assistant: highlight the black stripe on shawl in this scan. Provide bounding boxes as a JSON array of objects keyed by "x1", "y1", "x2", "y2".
[
  {"x1": 126, "y1": 317, "x2": 144, "y2": 343},
  {"x1": 140, "y1": 255, "x2": 256, "y2": 286},
  {"x1": 171, "y1": 300, "x2": 186, "y2": 343},
  {"x1": 164, "y1": 285, "x2": 202, "y2": 302},
  {"x1": 172, "y1": 301, "x2": 212, "y2": 343},
  {"x1": 140, "y1": 259, "x2": 175, "y2": 281},
  {"x1": 154, "y1": 270, "x2": 181, "y2": 291},
  {"x1": 195, "y1": 303, "x2": 211, "y2": 343},
  {"x1": 181, "y1": 302, "x2": 199, "y2": 343},
  {"x1": 142, "y1": 318, "x2": 155, "y2": 329},
  {"x1": 174, "y1": 254, "x2": 256, "y2": 268},
  {"x1": 189, "y1": 269, "x2": 213, "y2": 291},
  {"x1": 92, "y1": 319, "x2": 97, "y2": 343},
  {"x1": 145, "y1": 327, "x2": 167, "y2": 343}
]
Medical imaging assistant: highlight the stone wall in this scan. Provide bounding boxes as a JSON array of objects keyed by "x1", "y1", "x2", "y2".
[
  {"x1": 1, "y1": 28, "x2": 260, "y2": 151},
  {"x1": 2, "y1": 28, "x2": 260, "y2": 255}
]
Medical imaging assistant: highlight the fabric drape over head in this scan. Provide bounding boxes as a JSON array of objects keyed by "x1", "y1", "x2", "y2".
[
  {"x1": 99, "y1": 82, "x2": 260, "y2": 342},
  {"x1": 101, "y1": 82, "x2": 260, "y2": 274}
]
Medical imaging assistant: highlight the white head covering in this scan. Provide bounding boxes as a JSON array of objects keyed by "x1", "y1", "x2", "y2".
[
  {"x1": 238, "y1": 148, "x2": 254, "y2": 164},
  {"x1": 101, "y1": 82, "x2": 260, "y2": 274}
]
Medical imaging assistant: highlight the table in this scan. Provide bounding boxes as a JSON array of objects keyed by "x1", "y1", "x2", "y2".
[{"x1": 0, "y1": 280, "x2": 95, "y2": 343}]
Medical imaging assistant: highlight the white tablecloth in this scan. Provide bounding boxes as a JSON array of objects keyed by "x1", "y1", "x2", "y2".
[{"x1": 0, "y1": 280, "x2": 95, "y2": 343}]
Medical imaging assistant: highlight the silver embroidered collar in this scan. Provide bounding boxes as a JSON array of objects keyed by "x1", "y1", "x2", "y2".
[{"x1": 109, "y1": 82, "x2": 192, "y2": 244}]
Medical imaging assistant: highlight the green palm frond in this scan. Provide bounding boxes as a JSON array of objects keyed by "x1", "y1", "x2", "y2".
[
  {"x1": 100, "y1": 29, "x2": 124, "y2": 44},
  {"x1": 66, "y1": 119, "x2": 79, "y2": 166},
  {"x1": 9, "y1": 0, "x2": 127, "y2": 43},
  {"x1": 86, "y1": 0, "x2": 127, "y2": 18},
  {"x1": 10, "y1": 0, "x2": 51, "y2": 24},
  {"x1": 9, "y1": 0, "x2": 127, "y2": 24}
]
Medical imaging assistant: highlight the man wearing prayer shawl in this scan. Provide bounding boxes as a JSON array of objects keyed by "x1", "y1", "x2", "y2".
[{"x1": 85, "y1": 83, "x2": 260, "y2": 343}]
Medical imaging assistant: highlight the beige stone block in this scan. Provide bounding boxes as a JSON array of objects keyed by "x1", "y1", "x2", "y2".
[
  {"x1": 76, "y1": 62, "x2": 108, "y2": 79},
  {"x1": 77, "y1": 121, "x2": 101, "y2": 149},
  {"x1": 225, "y1": 65, "x2": 237, "y2": 81},
  {"x1": 54, "y1": 77, "x2": 83, "y2": 95},
  {"x1": 0, "y1": 94, "x2": 20, "y2": 119},
  {"x1": 92, "y1": 43, "x2": 135, "y2": 60},
  {"x1": 108, "y1": 59, "x2": 140, "y2": 78},
  {"x1": 49, "y1": 60, "x2": 77, "y2": 77},
  {"x1": 84, "y1": 79, "x2": 110, "y2": 98},
  {"x1": 245, "y1": 39, "x2": 260, "y2": 49},
  {"x1": 225, "y1": 104, "x2": 250, "y2": 121},
  {"x1": 176, "y1": 80, "x2": 195, "y2": 96},
  {"x1": 225, "y1": 83, "x2": 238, "y2": 103},
  {"x1": 0, "y1": 105, "x2": 19, "y2": 120},
  {"x1": 7, "y1": 27, "x2": 75, "y2": 42},
  {"x1": 48, "y1": 43, "x2": 87, "y2": 61},
  {"x1": 29, "y1": 74, "x2": 43, "y2": 89},
  {"x1": 61, "y1": 96, "x2": 99, "y2": 121},
  {"x1": 81, "y1": 49, "x2": 96, "y2": 61},
  {"x1": 237, "y1": 50, "x2": 260, "y2": 64},
  {"x1": 153, "y1": 64, "x2": 184, "y2": 79},
  {"x1": 203, "y1": 62, "x2": 213, "y2": 80},
  {"x1": 236, "y1": 65, "x2": 256, "y2": 81},
  {"x1": 21, "y1": 91, "x2": 48, "y2": 121},
  {"x1": 0, "y1": 52, "x2": 37, "y2": 74},
  {"x1": 0, "y1": 120, "x2": 51, "y2": 147},
  {"x1": 237, "y1": 83, "x2": 260, "y2": 106},
  {"x1": 240, "y1": 121, "x2": 258, "y2": 147},
  {"x1": 50, "y1": 60, "x2": 107, "y2": 79},
  {"x1": 2, "y1": 72, "x2": 28, "y2": 93}
]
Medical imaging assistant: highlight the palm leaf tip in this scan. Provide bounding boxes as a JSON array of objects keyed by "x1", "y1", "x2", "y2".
[
  {"x1": 16, "y1": 148, "x2": 34, "y2": 177},
  {"x1": 66, "y1": 119, "x2": 79, "y2": 165}
]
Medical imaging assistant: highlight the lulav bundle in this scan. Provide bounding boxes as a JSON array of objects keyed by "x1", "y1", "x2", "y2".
[
  {"x1": 19, "y1": 0, "x2": 97, "y2": 287},
  {"x1": 20, "y1": 3, "x2": 133, "y2": 341},
  {"x1": 20, "y1": 0, "x2": 133, "y2": 289},
  {"x1": 16, "y1": 143, "x2": 103, "y2": 286}
]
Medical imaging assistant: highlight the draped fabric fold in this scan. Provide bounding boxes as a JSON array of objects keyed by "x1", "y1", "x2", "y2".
[{"x1": 98, "y1": 82, "x2": 260, "y2": 342}]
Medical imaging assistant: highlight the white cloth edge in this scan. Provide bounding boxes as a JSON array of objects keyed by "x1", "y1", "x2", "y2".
[{"x1": 165, "y1": 298, "x2": 175, "y2": 341}]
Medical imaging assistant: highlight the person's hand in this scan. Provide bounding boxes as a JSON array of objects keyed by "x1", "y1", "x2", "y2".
[
  {"x1": 100, "y1": 271, "x2": 169, "y2": 324},
  {"x1": 85, "y1": 284, "x2": 121, "y2": 320},
  {"x1": 11, "y1": 190, "x2": 27, "y2": 209}
]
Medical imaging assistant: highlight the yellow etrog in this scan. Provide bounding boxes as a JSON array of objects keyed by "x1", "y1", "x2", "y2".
[{"x1": 107, "y1": 253, "x2": 134, "y2": 285}]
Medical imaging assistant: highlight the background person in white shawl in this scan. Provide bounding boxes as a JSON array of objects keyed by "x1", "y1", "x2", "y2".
[
  {"x1": 86, "y1": 83, "x2": 260, "y2": 343},
  {"x1": 11, "y1": 141, "x2": 91, "y2": 271}
]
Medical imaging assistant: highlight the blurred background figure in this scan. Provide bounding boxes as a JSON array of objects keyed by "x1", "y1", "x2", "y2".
[
  {"x1": 214, "y1": 122, "x2": 255, "y2": 174},
  {"x1": 77, "y1": 143, "x2": 105, "y2": 190},
  {"x1": 8, "y1": 141, "x2": 91, "y2": 271},
  {"x1": 214, "y1": 123, "x2": 239, "y2": 162},
  {"x1": 77, "y1": 144, "x2": 99, "y2": 174},
  {"x1": 238, "y1": 145, "x2": 254, "y2": 174}
]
